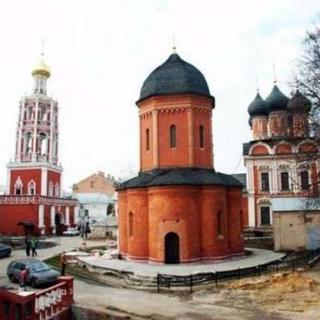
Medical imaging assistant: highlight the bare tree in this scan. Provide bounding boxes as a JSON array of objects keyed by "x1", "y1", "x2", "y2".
[
  {"x1": 295, "y1": 22, "x2": 320, "y2": 204},
  {"x1": 298, "y1": 22, "x2": 320, "y2": 137}
]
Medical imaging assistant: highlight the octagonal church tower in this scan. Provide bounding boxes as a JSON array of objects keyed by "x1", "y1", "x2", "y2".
[{"x1": 117, "y1": 50, "x2": 244, "y2": 263}]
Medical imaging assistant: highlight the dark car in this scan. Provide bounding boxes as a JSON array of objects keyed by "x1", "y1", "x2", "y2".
[
  {"x1": 0, "y1": 243, "x2": 12, "y2": 258},
  {"x1": 7, "y1": 258, "x2": 60, "y2": 288}
]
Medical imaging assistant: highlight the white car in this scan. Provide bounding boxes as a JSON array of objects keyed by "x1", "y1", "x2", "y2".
[{"x1": 63, "y1": 227, "x2": 80, "y2": 236}]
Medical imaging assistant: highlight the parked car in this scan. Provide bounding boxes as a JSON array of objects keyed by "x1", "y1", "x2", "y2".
[
  {"x1": 63, "y1": 227, "x2": 80, "y2": 236},
  {"x1": 0, "y1": 243, "x2": 12, "y2": 258},
  {"x1": 7, "y1": 258, "x2": 60, "y2": 288}
]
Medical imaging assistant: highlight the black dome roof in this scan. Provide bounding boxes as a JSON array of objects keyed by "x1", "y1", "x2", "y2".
[
  {"x1": 248, "y1": 92, "x2": 268, "y2": 116},
  {"x1": 265, "y1": 85, "x2": 289, "y2": 112},
  {"x1": 138, "y1": 53, "x2": 213, "y2": 103},
  {"x1": 287, "y1": 90, "x2": 311, "y2": 113}
]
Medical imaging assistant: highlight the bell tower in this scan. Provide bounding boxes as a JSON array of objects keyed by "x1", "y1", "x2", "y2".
[{"x1": 7, "y1": 51, "x2": 62, "y2": 197}]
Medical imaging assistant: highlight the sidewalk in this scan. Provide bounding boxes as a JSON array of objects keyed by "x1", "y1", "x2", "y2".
[{"x1": 78, "y1": 248, "x2": 286, "y2": 277}]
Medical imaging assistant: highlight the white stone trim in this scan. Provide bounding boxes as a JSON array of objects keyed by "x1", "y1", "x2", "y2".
[
  {"x1": 48, "y1": 181, "x2": 54, "y2": 197},
  {"x1": 38, "y1": 205, "x2": 45, "y2": 227},
  {"x1": 50, "y1": 206, "x2": 56, "y2": 226},
  {"x1": 296, "y1": 139, "x2": 319, "y2": 152},
  {"x1": 55, "y1": 182, "x2": 60, "y2": 197},
  {"x1": 65, "y1": 207, "x2": 70, "y2": 226},
  {"x1": 7, "y1": 169, "x2": 11, "y2": 194},
  {"x1": 41, "y1": 168, "x2": 48, "y2": 196},
  {"x1": 248, "y1": 142, "x2": 273, "y2": 156},
  {"x1": 7, "y1": 161, "x2": 63, "y2": 172},
  {"x1": 248, "y1": 195, "x2": 255, "y2": 227},
  {"x1": 32, "y1": 99, "x2": 39, "y2": 161},
  {"x1": 74, "y1": 206, "x2": 79, "y2": 224}
]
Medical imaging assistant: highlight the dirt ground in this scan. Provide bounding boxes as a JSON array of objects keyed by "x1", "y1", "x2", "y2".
[{"x1": 191, "y1": 268, "x2": 320, "y2": 320}]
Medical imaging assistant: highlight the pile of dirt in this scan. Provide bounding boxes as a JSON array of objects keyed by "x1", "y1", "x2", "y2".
[
  {"x1": 226, "y1": 271, "x2": 320, "y2": 314},
  {"x1": 228, "y1": 271, "x2": 315, "y2": 293}
]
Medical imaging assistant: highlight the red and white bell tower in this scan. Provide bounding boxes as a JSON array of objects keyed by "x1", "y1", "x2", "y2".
[
  {"x1": 7, "y1": 52, "x2": 62, "y2": 198},
  {"x1": 0, "y1": 52, "x2": 78, "y2": 236}
]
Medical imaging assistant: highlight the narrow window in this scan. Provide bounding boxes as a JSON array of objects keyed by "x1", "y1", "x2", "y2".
[
  {"x1": 217, "y1": 211, "x2": 224, "y2": 237},
  {"x1": 199, "y1": 125, "x2": 204, "y2": 148},
  {"x1": 260, "y1": 207, "x2": 271, "y2": 225},
  {"x1": 146, "y1": 129, "x2": 150, "y2": 151},
  {"x1": 301, "y1": 171, "x2": 309, "y2": 190},
  {"x1": 261, "y1": 173, "x2": 270, "y2": 191},
  {"x1": 170, "y1": 125, "x2": 176, "y2": 148},
  {"x1": 15, "y1": 177, "x2": 23, "y2": 195},
  {"x1": 28, "y1": 180, "x2": 36, "y2": 195},
  {"x1": 129, "y1": 212, "x2": 133, "y2": 237},
  {"x1": 39, "y1": 133, "x2": 47, "y2": 155},
  {"x1": 280, "y1": 172, "x2": 289, "y2": 191},
  {"x1": 25, "y1": 133, "x2": 32, "y2": 155},
  {"x1": 55, "y1": 183, "x2": 60, "y2": 197},
  {"x1": 48, "y1": 181, "x2": 54, "y2": 197},
  {"x1": 28, "y1": 107, "x2": 33, "y2": 120}
]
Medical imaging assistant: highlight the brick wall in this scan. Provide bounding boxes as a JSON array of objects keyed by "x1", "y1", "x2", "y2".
[{"x1": 118, "y1": 185, "x2": 244, "y2": 263}]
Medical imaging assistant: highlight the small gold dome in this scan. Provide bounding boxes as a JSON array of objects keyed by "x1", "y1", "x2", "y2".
[{"x1": 32, "y1": 56, "x2": 51, "y2": 78}]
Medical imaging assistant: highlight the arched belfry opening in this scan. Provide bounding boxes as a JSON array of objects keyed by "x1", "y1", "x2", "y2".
[{"x1": 165, "y1": 232, "x2": 180, "y2": 264}]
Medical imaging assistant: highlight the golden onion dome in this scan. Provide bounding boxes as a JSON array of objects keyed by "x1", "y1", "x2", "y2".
[{"x1": 31, "y1": 55, "x2": 51, "y2": 78}]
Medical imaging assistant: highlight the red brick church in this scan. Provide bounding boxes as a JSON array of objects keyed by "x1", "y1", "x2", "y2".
[
  {"x1": 0, "y1": 53, "x2": 78, "y2": 236},
  {"x1": 117, "y1": 49, "x2": 244, "y2": 264}
]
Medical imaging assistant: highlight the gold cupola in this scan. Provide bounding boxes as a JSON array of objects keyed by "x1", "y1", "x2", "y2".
[{"x1": 32, "y1": 53, "x2": 51, "y2": 78}]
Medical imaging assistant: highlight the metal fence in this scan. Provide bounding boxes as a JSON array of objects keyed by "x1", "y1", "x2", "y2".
[{"x1": 157, "y1": 249, "x2": 320, "y2": 293}]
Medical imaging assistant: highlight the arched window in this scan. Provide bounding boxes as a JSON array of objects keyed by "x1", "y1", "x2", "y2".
[
  {"x1": 146, "y1": 129, "x2": 150, "y2": 151},
  {"x1": 260, "y1": 206, "x2": 271, "y2": 225},
  {"x1": 28, "y1": 180, "x2": 36, "y2": 195},
  {"x1": 25, "y1": 133, "x2": 32, "y2": 155},
  {"x1": 129, "y1": 212, "x2": 133, "y2": 237},
  {"x1": 48, "y1": 181, "x2": 54, "y2": 197},
  {"x1": 170, "y1": 125, "x2": 177, "y2": 148},
  {"x1": 199, "y1": 125, "x2": 204, "y2": 148},
  {"x1": 40, "y1": 107, "x2": 47, "y2": 121},
  {"x1": 55, "y1": 183, "x2": 60, "y2": 197},
  {"x1": 217, "y1": 211, "x2": 224, "y2": 237},
  {"x1": 28, "y1": 107, "x2": 33, "y2": 120},
  {"x1": 14, "y1": 177, "x2": 23, "y2": 195},
  {"x1": 39, "y1": 133, "x2": 47, "y2": 155},
  {"x1": 107, "y1": 203, "x2": 115, "y2": 216},
  {"x1": 300, "y1": 171, "x2": 309, "y2": 190}
]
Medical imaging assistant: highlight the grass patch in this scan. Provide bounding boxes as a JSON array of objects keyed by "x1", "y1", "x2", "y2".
[
  {"x1": 45, "y1": 254, "x2": 60, "y2": 269},
  {"x1": 44, "y1": 254, "x2": 110, "y2": 286}
]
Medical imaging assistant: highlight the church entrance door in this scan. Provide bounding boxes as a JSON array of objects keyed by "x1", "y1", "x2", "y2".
[{"x1": 165, "y1": 232, "x2": 180, "y2": 264}]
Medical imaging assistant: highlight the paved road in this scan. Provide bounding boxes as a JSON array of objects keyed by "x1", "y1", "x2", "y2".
[{"x1": 0, "y1": 238, "x2": 292, "y2": 319}]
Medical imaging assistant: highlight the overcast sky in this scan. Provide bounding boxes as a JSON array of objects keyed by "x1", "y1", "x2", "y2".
[{"x1": 0, "y1": 0, "x2": 319, "y2": 190}]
